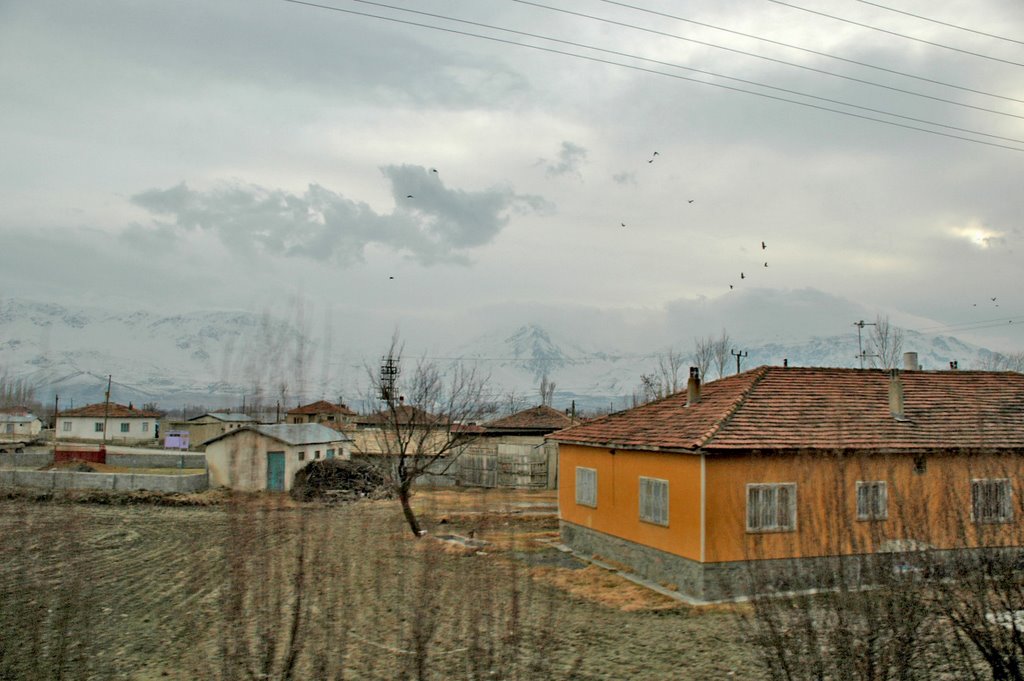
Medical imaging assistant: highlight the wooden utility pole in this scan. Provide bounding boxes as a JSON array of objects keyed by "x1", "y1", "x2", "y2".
[
  {"x1": 731, "y1": 349, "x2": 749, "y2": 374},
  {"x1": 102, "y1": 375, "x2": 112, "y2": 446},
  {"x1": 53, "y1": 394, "x2": 59, "y2": 450}
]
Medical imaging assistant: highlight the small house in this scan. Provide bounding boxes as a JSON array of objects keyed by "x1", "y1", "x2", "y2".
[
  {"x1": 58, "y1": 403, "x2": 160, "y2": 443},
  {"x1": 286, "y1": 400, "x2": 357, "y2": 429},
  {"x1": 0, "y1": 407, "x2": 42, "y2": 439},
  {"x1": 549, "y1": 362, "x2": 1024, "y2": 600},
  {"x1": 168, "y1": 412, "x2": 257, "y2": 448},
  {"x1": 204, "y1": 424, "x2": 353, "y2": 492}
]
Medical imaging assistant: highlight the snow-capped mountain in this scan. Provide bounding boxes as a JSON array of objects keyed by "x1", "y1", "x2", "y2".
[{"x1": 0, "y1": 299, "x2": 1002, "y2": 414}]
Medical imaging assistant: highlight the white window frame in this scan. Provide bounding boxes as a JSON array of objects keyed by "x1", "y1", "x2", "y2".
[
  {"x1": 746, "y1": 483, "x2": 797, "y2": 533},
  {"x1": 639, "y1": 476, "x2": 669, "y2": 527},
  {"x1": 94, "y1": 422, "x2": 103, "y2": 433},
  {"x1": 856, "y1": 481, "x2": 888, "y2": 521},
  {"x1": 142, "y1": 421, "x2": 149, "y2": 432},
  {"x1": 972, "y1": 478, "x2": 1013, "y2": 524},
  {"x1": 120, "y1": 422, "x2": 130, "y2": 433},
  {"x1": 62, "y1": 421, "x2": 71, "y2": 432},
  {"x1": 575, "y1": 467, "x2": 597, "y2": 508}
]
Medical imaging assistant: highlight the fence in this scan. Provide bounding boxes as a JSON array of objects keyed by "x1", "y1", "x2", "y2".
[
  {"x1": 0, "y1": 469, "x2": 209, "y2": 493},
  {"x1": 458, "y1": 443, "x2": 554, "y2": 489}
]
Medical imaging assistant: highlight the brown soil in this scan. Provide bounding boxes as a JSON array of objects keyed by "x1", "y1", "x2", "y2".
[{"x1": 0, "y1": 490, "x2": 764, "y2": 680}]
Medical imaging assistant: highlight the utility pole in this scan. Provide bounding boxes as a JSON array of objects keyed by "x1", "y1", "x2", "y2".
[
  {"x1": 53, "y1": 394, "x2": 59, "y2": 450},
  {"x1": 731, "y1": 349, "x2": 749, "y2": 374},
  {"x1": 101, "y1": 375, "x2": 112, "y2": 446},
  {"x1": 380, "y1": 354, "x2": 398, "y2": 403},
  {"x1": 853, "y1": 319, "x2": 877, "y2": 369}
]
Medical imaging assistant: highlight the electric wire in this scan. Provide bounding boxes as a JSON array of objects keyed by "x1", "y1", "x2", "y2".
[
  {"x1": 850, "y1": 0, "x2": 1024, "y2": 46},
  {"x1": 593, "y1": 0, "x2": 1024, "y2": 104},
  {"x1": 514, "y1": 0, "x2": 1024, "y2": 121},
  {"x1": 282, "y1": 0, "x2": 1024, "y2": 152},
  {"x1": 766, "y1": 0, "x2": 1024, "y2": 67}
]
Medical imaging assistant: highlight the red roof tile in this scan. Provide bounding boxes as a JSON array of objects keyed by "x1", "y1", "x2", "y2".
[
  {"x1": 549, "y1": 367, "x2": 1024, "y2": 452},
  {"x1": 286, "y1": 400, "x2": 356, "y2": 416},
  {"x1": 59, "y1": 403, "x2": 161, "y2": 419}
]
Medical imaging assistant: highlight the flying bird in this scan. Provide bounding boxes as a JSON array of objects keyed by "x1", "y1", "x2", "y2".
[
  {"x1": 729, "y1": 284, "x2": 734, "y2": 290},
  {"x1": 740, "y1": 272, "x2": 745, "y2": 280},
  {"x1": 648, "y1": 159, "x2": 654, "y2": 164},
  {"x1": 992, "y1": 297, "x2": 998, "y2": 301},
  {"x1": 621, "y1": 222, "x2": 626, "y2": 227},
  {"x1": 764, "y1": 262, "x2": 768, "y2": 268},
  {"x1": 430, "y1": 168, "x2": 438, "y2": 173},
  {"x1": 761, "y1": 241, "x2": 766, "y2": 250},
  {"x1": 389, "y1": 276, "x2": 394, "y2": 280},
  {"x1": 406, "y1": 194, "x2": 414, "y2": 198},
  {"x1": 653, "y1": 151, "x2": 659, "y2": 156},
  {"x1": 688, "y1": 199, "x2": 694, "y2": 204}
]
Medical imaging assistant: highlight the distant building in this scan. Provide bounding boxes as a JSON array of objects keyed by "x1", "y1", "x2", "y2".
[
  {"x1": 204, "y1": 424, "x2": 353, "y2": 492},
  {"x1": 0, "y1": 407, "x2": 42, "y2": 439},
  {"x1": 58, "y1": 403, "x2": 160, "y2": 443},
  {"x1": 167, "y1": 412, "x2": 257, "y2": 449},
  {"x1": 286, "y1": 400, "x2": 357, "y2": 429}
]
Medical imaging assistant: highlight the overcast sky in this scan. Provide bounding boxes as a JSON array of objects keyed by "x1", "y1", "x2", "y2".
[{"x1": 1, "y1": 0, "x2": 1022, "y2": 356}]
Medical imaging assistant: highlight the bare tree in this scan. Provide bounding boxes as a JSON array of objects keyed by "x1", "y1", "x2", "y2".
[
  {"x1": 538, "y1": 374, "x2": 556, "y2": 407},
  {"x1": 712, "y1": 329, "x2": 731, "y2": 379},
  {"x1": 977, "y1": 351, "x2": 1024, "y2": 372},
  {"x1": 362, "y1": 334, "x2": 493, "y2": 537},
  {"x1": 869, "y1": 315, "x2": 905, "y2": 370},
  {"x1": 692, "y1": 336, "x2": 714, "y2": 382},
  {"x1": 656, "y1": 346, "x2": 685, "y2": 395}
]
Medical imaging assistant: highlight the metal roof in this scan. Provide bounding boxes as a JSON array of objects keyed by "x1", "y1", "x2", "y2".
[
  {"x1": 189, "y1": 412, "x2": 256, "y2": 423},
  {"x1": 204, "y1": 423, "x2": 353, "y2": 447}
]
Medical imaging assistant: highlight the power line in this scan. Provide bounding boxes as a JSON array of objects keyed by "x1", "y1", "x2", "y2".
[
  {"x1": 593, "y1": 0, "x2": 1024, "y2": 104},
  {"x1": 282, "y1": 0, "x2": 1024, "y2": 152},
  {"x1": 850, "y1": 0, "x2": 1024, "y2": 46},
  {"x1": 514, "y1": 0, "x2": 1024, "y2": 121},
  {"x1": 766, "y1": 0, "x2": 1024, "y2": 67}
]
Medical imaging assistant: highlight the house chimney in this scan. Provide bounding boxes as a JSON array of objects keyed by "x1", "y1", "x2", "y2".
[
  {"x1": 686, "y1": 367, "x2": 701, "y2": 406},
  {"x1": 903, "y1": 352, "x2": 919, "y2": 371},
  {"x1": 783, "y1": 358, "x2": 789, "y2": 368},
  {"x1": 949, "y1": 360, "x2": 958, "y2": 370},
  {"x1": 889, "y1": 369, "x2": 906, "y2": 421}
]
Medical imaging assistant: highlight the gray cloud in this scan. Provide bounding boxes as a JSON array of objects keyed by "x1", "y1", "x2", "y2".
[
  {"x1": 129, "y1": 166, "x2": 550, "y2": 266},
  {"x1": 612, "y1": 171, "x2": 636, "y2": 186},
  {"x1": 539, "y1": 141, "x2": 588, "y2": 179}
]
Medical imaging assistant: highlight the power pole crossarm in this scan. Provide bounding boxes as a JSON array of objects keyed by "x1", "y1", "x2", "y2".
[{"x1": 731, "y1": 349, "x2": 749, "y2": 374}]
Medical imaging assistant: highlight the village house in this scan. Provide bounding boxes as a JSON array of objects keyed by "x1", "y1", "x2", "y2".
[
  {"x1": 460, "y1": 404, "x2": 580, "y2": 489},
  {"x1": 167, "y1": 412, "x2": 257, "y2": 448},
  {"x1": 204, "y1": 423, "x2": 353, "y2": 492},
  {"x1": 57, "y1": 403, "x2": 160, "y2": 443},
  {"x1": 352, "y1": 403, "x2": 453, "y2": 456},
  {"x1": 0, "y1": 407, "x2": 42, "y2": 440},
  {"x1": 549, "y1": 359, "x2": 1024, "y2": 601},
  {"x1": 286, "y1": 400, "x2": 357, "y2": 429}
]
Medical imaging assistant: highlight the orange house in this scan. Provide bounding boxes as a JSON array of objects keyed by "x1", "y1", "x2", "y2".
[{"x1": 549, "y1": 365, "x2": 1024, "y2": 601}]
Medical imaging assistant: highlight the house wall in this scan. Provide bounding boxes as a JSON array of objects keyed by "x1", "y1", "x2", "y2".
[
  {"x1": 704, "y1": 450, "x2": 1024, "y2": 563},
  {"x1": 0, "y1": 419, "x2": 42, "y2": 438},
  {"x1": 205, "y1": 431, "x2": 350, "y2": 492},
  {"x1": 557, "y1": 443, "x2": 703, "y2": 563},
  {"x1": 352, "y1": 426, "x2": 451, "y2": 456},
  {"x1": 58, "y1": 416, "x2": 157, "y2": 443}
]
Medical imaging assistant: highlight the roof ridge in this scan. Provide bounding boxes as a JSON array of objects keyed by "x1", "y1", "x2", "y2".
[{"x1": 697, "y1": 366, "x2": 771, "y2": 448}]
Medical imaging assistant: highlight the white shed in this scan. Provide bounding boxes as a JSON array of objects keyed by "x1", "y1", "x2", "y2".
[{"x1": 204, "y1": 424, "x2": 353, "y2": 492}]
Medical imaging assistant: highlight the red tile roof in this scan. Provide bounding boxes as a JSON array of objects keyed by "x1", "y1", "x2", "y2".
[
  {"x1": 59, "y1": 403, "x2": 161, "y2": 419},
  {"x1": 549, "y1": 367, "x2": 1024, "y2": 452},
  {"x1": 286, "y1": 400, "x2": 356, "y2": 416},
  {"x1": 486, "y1": 404, "x2": 579, "y2": 432}
]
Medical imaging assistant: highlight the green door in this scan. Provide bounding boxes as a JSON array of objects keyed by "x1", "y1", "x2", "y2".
[{"x1": 267, "y1": 451, "x2": 286, "y2": 491}]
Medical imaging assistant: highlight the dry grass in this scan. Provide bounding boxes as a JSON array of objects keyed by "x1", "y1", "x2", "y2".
[{"x1": 530, "y1": 565, "x2": 683, "y2": 612}]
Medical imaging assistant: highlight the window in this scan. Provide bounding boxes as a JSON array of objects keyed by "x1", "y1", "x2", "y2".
[
  {"x1": 639, "y1": 477, "x2": 669, "y2": 526},
  {"x1": 315, "y1": 450, "x2": 321, "y2": 459},
  {"x1": 94, "y1": 422, "x2": 103, "y2": 433},
  {"x1": 62, "y1": 421, "x2": 71, "y2": 432},
  {"x1": 142, "y1": 422, "x2": 149, "y2": 432},
  {"x1": 298, "y1": 451, "x2": 305, "y2": 461},
  {"x1": 120, "y1": 423, "x2": 130, "y2": 433},
  {"x1": 972, "y1": 479, "x2": 1012, "y2": 523},
  {"x1": 747, "y1": 483, "x2": 797, "y2": 532},
  {"x1": 326, "y1": 449, "x2": 335, "y2": 459},
  {"x1": 575, "y1": 467, "x2": 597, "y2": 508},
  {"x1": 856, "y1": 481, "x2": 888, "y2": 520}
]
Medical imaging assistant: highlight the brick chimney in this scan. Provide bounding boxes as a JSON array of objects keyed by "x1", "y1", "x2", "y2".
[
  {"x1": 686, "y1": 367, "x2": 701, "y2": 407},
  {"x1": 889, "y1": 369, "x2": 906, "y2": 421}
]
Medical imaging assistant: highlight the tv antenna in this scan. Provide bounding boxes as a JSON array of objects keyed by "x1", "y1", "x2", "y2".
[{"x1": 853, "y1": 320, "x2": 878, "y2": 369}]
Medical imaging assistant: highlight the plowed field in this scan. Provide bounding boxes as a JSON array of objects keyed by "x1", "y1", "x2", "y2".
[{"x1": 0, "y1": 490, "x2": 762, "y2": 680}]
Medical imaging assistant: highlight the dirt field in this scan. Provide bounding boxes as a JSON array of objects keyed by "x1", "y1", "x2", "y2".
[{"x1": 0, "y1": 489, "x2": 764, "y2": 680}]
